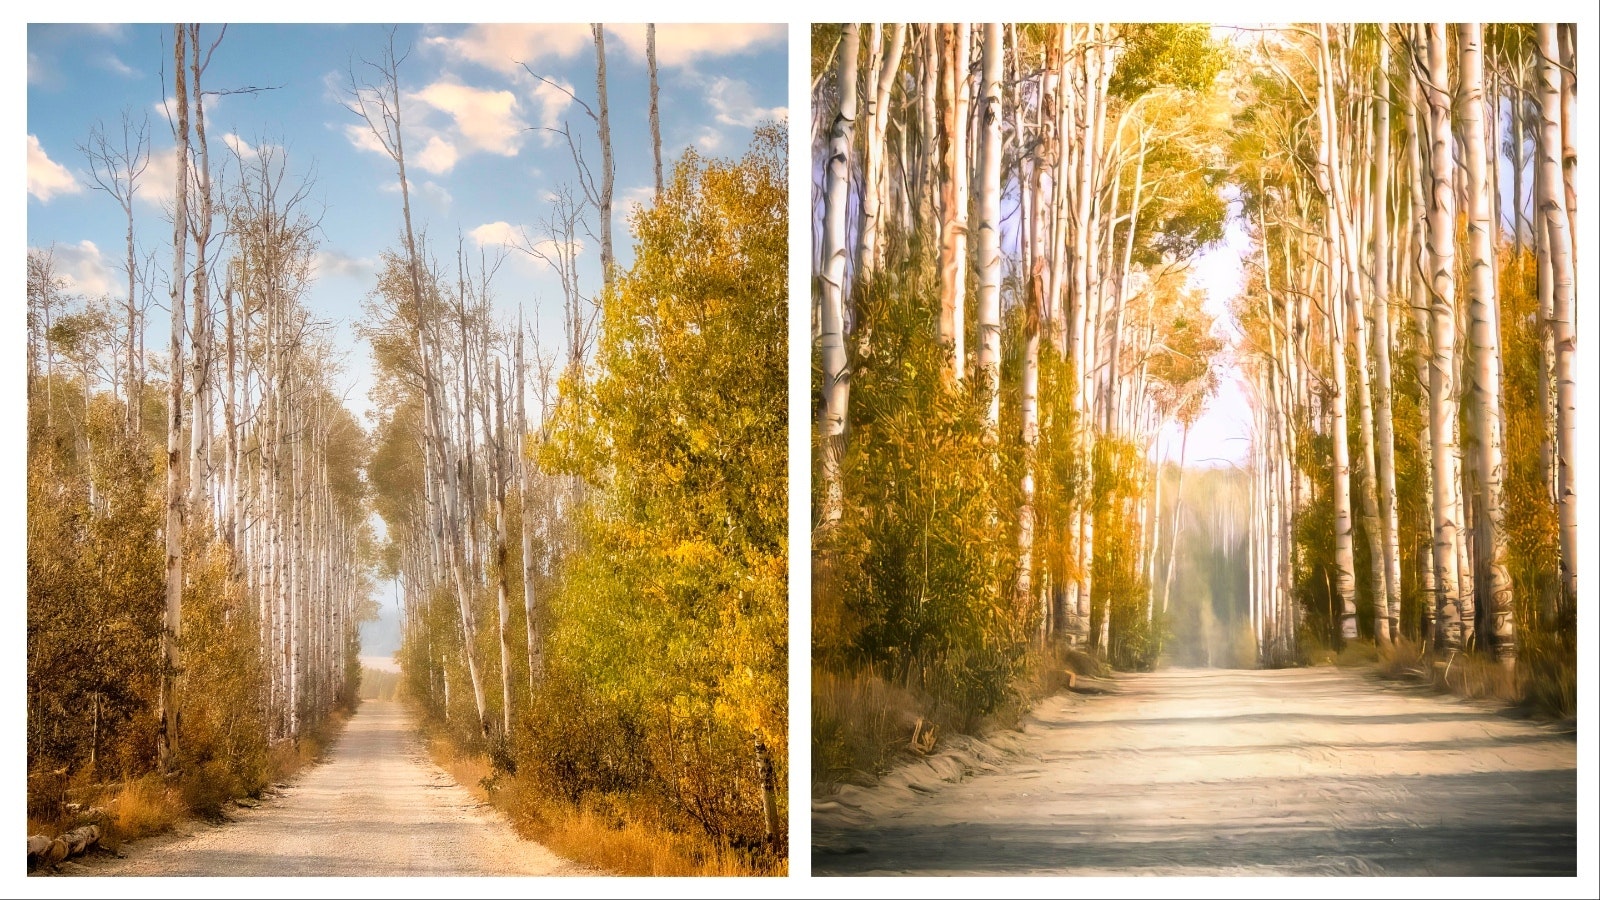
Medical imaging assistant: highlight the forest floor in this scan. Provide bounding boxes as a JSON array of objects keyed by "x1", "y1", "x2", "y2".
[
  {"x1": 813, "y1": 666, "x2": 1576, "y2": 875},
  {"x1": 62, "y1": 700, "x2": 597, "y2": 877}
]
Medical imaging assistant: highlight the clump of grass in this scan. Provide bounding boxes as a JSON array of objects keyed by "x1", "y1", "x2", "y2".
[
  {"x1": 1377, "y1": 636, "x2": 1428, "y2": 679},
  {"x1": 814, "y1": 642, "x2": 1118, "y2": 801},
  {"x1": 1433, "y1": 650, "x2": 1519, "y2": 702},
  {"x1": 106, "y1": 774, "x2": 187, "y2": 845},
  {"x1": 1517, "y1": 630, "x2": 1576, "y2": 719},
  {"x1": 811, "y1": 668, "x2": 928, "y2": 796},
  {"x1": 1334, "y1": 640, "x2": 1380, "y2": 668},
  {"x1": 1377, "y1": 633, "x2": 1572, "y2": 718}
]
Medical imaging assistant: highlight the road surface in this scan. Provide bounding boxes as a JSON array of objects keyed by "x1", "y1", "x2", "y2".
[
  {"x1": 814, "y1": 667, "x2": 1576, "y2": 876},
  {"x1": 85, "y1": 700, "x2": 591, "y2": 876}
]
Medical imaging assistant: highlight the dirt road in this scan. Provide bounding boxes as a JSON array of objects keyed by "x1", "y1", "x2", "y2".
[
  {"x1": 814, "y1": 667, "x2": 1576, "y2": 876},
  {"x1": 87, "y1": 701, "x2": 590, "y2": 876}
]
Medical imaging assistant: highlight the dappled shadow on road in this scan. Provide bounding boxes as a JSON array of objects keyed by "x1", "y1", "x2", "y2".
[{"x1": 814, "y1": 668, "x2": 1576, "y2": 876}]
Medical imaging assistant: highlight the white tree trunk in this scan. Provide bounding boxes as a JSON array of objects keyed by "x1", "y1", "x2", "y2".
[
  {"x1": 593, "y1": 24, "x2": 615, "y2": 290},
  {"x1": 1422, "y1": 23, "x2": 1467, "y2": 651},
  {"x1": 857, "y1": 24, "x2": 904, "y2": 278},
  {"x1": 159, "y1": 23, "x2": 191, "y2": 772},
  {"x1": 647, "y1": 23, "x2": 662, "y2": 199},
  {"x1": 975, "y1": 22, "x2": 1004, "y2": 439},
  {"x1": 937, "y1": 23, "x2": 970, "y2": 382},
  {"x1": 817, "y1": 24, "x2": 859, "y2": 528},
  {"x1": 1459, "y1": 24, "x2": 1516, "y2": 666},
  {"x1": 1535, "y1": 23, "x2": 1577, "y2": 618}
]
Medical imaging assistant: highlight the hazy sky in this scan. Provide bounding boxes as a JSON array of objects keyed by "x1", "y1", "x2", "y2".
[{"x1": 27, "y1": 22, "x2": 788, "y2": 424}]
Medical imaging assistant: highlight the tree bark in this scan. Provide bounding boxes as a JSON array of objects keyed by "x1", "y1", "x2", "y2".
[
  {"x1": 1369, "y1": 31, "x2": 1403, "y2": 643},
  {"x1": 593, "y1": 24, "x2": 615, "y2": 290},
  {"x1": 937, "y1": 23, "x2": 970, "y2": 382},
  {"x1": 1459, "y1": 23, "x2": 1516, "y2": 666},
  {"x1": 159, "y1": 23, "x2": 191, "y2": 773},
  {"x1": 817, "y1": 24, "x2": 859, "y2": 528},
  {"x1": 1535, "y1": 23, "x2": 1577, "y2": 617},
  {"x1": 976, "y1": 22, "x2": 1003, "y2": 440},
  {"x1": 857, "y1": 24, "x2": 904, "y2": 278},
  {"x1": 647, "y1": 23, "x2": 662, "y2": 199},
  {"x1": 1422, "y1": 23, "x2": 1467, "y2": 651}
]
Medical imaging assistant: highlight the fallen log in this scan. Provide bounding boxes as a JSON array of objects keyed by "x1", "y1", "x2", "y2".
[
  {"x1": 27, "y1": 834, "x2": 51, "y2": 867},
  {"x1": 63, "y1": 824, "x2": 100, "y2": 856}
]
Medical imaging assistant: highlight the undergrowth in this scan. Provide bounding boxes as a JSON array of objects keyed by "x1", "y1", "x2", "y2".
[{"x1": 420, "y1": 715, "x2": 782, "y2": 876}]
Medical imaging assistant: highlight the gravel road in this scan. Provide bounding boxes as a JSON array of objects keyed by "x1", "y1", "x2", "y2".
[
  {"x1": 84, "y1": 700, "x2": 592, "y2": 876},
  {"x1": 814, "y1": 667, "x2": 1577, "y2": 876}
]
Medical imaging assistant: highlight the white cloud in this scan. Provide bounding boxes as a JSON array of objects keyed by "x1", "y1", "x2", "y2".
[
  {"x1": 46, "y1": 240, "x2": 121, "y2": 299},
  {"x1": 521, "y1": 238, "x2": 583, "y2": 271},
  {"x1": 313, "y1": 250, "x2": 375, "y2": 281},
  {"x1": 97, "y1": 53, "x2": 136, "y2": 78},
  {"x1": 28, "y1": 52, "x2": 48, "y2": 85},
  {"x1": 153, "y1": 92, "x2": 220, "y2": 122},
  {"x1": 28, "y1": 135, "x2": 80, "y2": 202},
  {"x1": 379, "y1": 178, "x2": 453, "y2": 206},
  {"x1": 619, "y1": 184, "x2": 655, "y2": 218},
  {"x1": 420, "y1": 181, "x2": 453, "y2": 206},
  {"x1": 223, "y1": 133, "x2": 259, "y2": 160},
  {"x1": 137, "y1": 147, "x2": 178, "y2": 208},
  {"x1": 471, "y1": 223, "x2": 585, "y2": 273},
  {"x1": 607, "y1": 24, "x2": 785, "y2": 67},
  {"x1": 427, "y1": 24, "x2": 593, "y2": 74},
  {"x1": 692, "y1": 127, "x2": 724, "y2": 153},
  {"x1": 343, "y1": 122, "x2": 391, "y2": 158},
  {"x1": 528, "y1": 77, "x2": 576, "y2": 144},
  {"x1": 411, "y1": 80, "x2": 525, "y2": 156},
  {"x1": 347, "y1": 120, "x2": 456, "y2": 176},
  {"x1": 469, "y1": 221, "x2": 520, "y2": 247},
  {"x1": 415, "y1": 135, "x2": 459, "y2": 174},
  {"x1": 705, "y1": 76, "x2": 787, "y2": 127}
]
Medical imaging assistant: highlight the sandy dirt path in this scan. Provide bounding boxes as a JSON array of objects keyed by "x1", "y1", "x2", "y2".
[
  {"x1": 85, "y1": 700, "x2": 591, "y2": 876},
  {"x1": 814, "y1": 667, "x2": 1576, "y2": 876}
]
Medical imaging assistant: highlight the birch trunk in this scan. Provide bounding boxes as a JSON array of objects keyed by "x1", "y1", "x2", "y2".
[
  {"x1": 1369, "y1": 31, "x2": 1403, "y2": 642},
  {"x1": 593, "y1": 24, "x2": 615, "y2": 290},
  {"x1": 818, "y1": 25, "x2": 859, "y2": 528},
  {"x1": 516, "y1": 326, "x2": 540, "y2": 686},
  {"x1": 1535, "y1": 23, "x2": 1577, "y2": 617},
  {"x1": 1459, "y1": 24, "x2": 1516, "y2": 666},
  {"x1": 1422, "y1": 23, "x2": 1467, "y2": 651},
  {"x1": 858, "y1": 24, "x2": 904, "y2": 278},
  {"x1": 1404, "y1": 45, "x2": 1439, "y2": 641},
  {"x1": 1315, "y1": 26, "x2": 1358, "y2": 643},
  {"x1": 187, "y1": 25, "x2": 214, "y2": 517},
  {"x1": 159, "y1": 23, "x2": 191, "y2": 772},
  {"x1": 493, "y1": 361, "x2": 515, "y2": 734},
  {"x1": 937, "y1": 23, "x2": 970, "y2": 382},
  {"x1": 976, "y1": 22, "x2": 1004, "y2": 439},
  {"x1": 648, "y1": 23, "x2": 662, "y2": 199}
]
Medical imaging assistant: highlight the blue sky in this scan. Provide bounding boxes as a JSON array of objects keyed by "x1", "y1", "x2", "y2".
[{"x1": 26, "y1": 23, "x2": 788, "y2": 425}]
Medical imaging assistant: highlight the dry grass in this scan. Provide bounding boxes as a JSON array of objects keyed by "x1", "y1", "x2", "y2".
[
  {"x1": 423, "y1": 729, "x2": 781, "y2": 876},
  {"x1": 1334, "y1": 640, "x2": 1381, "y2": 668},
  {"x1": 811, "y1": 668, "x2": 928, "y2": 796},
  {"x1": 29, "y1": 704, "x2": 356, "y2": 859},
  {"x1": 104, "y1": 774, "x2": 189, "y2": 845},
  {"x1": 813, "y1": 645, "x2": 1111, "y2": 799},
  {"x1": 1377, "y1": 635, "x2": 1572, "y2": 716}
]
